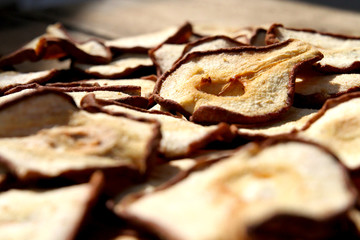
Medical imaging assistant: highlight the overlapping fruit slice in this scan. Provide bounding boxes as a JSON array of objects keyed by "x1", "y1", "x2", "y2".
[
  {"x1": 3, "y1": 83, "x2": 144, "y2": 108},
  {"x1": 115, "y1": 139, "x2": 355, "y2": 240},
  {"x1": 149, "y1": 43, "x2": 186, "y2": 76},
  {"x1": 266, "y1": 24, "x2": 360, "y2": 72},
  {"x1": 0, "y1": 173, "x2": 103, "y2": 240},
  {"x1": 0, "y1": 23, "x2": 111, "y2": 67},
  {"x1": 298, "y1": 92, "x2": 360, "y2": 170},
  {"x1": 0, "y1": 70, "x2": 58, "y2": 94},
  {"x1": 74, "y1": 54, "x2": 153, "y2": 79},
  {"x1": 181, "y1": 35, "x2": 245, "y2": 56},
  {"x1": 154, "y1": 39, "x2": 323, "y2": 124},
  {"x1": 0, "y1": 89, "x2": 161, "y2": 181},
  {"x1": 236, "y1": 107, "x2": 318, "y2": 139},
  {"x1": 105, "y1": 22, "x2": 192, "y2": 53},
  {"x1": 294, "y1": 72, "x2": 360, "y2": 108},
  {"x1": 81, "y1": 78, "x2": 156, "y2": 98},
  {"x1": 81, "y1": 94, "x2": 233, "y2": 158}
]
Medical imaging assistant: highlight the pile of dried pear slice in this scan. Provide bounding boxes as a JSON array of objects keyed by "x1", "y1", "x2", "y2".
[{"x1": 1, "y1": 22, "x2": 360, "y2": 240}]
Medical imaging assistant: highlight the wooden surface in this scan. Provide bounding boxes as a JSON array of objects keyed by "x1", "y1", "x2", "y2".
[{"x1": 2, "y1": 0, "x2": 360, "y2": 55}]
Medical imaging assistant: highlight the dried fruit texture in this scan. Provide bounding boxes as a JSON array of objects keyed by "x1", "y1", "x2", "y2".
[
  {"x1": 0, "y1": 90, "x2": 160, "y2": 180},
  {"x1": 154, "y1": 39, "x2": 323, "y2": 124},
  {"x1": 82, "y1": 79, "x2": 156, "y2": 98},
  {"x1": 81, "y1": 94, "x2": 233, "y2": 158},
  {"x1": 116, "y1": 139, "x2": 355, "y2": 240},
  {"x1": 0, "y1": 23, "x2": 111, "y2": 67},
  {"x1": 294, "y1": 73, "x2": 360, "y2": 108},
  {"x1": 298, "y1": 92, "x2": 360, "y2": 170},
  {"x1": 105, "y1": 22, "x2": 192, "y2": 53},
  {"x1": 149, "y1": 43, "x2": 186, "y2": 76},
  {"x1": 266, "y1": 24, "x2": 360, "y2": 72},
  {"x1": 0, "y1": 70, "x2": 58, "y2": 94},
  {"x1": 0, "y1": 173, "x2": 103, "y2": 240},
  {"x1": 74, "y1": 54, "x2": 153, "y2": 79},
  {"x1": 237, "y1": 107, "x2": 318, "y2": 139}
]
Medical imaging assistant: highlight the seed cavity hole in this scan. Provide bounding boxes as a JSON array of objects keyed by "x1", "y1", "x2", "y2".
[{"x1": 196, "y1": 75, "x2": 249, "y2": 97}]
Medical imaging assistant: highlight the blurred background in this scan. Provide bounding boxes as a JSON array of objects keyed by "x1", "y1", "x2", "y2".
[{"x1": 1, "y1": 0, "x2": 360, "y2": 56}]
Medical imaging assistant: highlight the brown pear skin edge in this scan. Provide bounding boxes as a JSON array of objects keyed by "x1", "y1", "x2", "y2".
[
  {"x1": 180, "y1": 35, "x2": 246, "y2": 56},
  {"x1": 266, "y1": 23, "x2": 360, "y2": 73},
  {"x1": 115, "y1": 137, "x2": 357, "y2": 240},
  {"x1": 0, "y1": 69, "x2": 59, "y2": 94},
  {"x1": 4, "y1": 84, "x2": 149, "y2": 108},
  {"x1": 153, "y1": 39, "x2": 323, "y2": 124},
  {"x1": 66, "y1": 171, "x2": 105, "y2": 240}
]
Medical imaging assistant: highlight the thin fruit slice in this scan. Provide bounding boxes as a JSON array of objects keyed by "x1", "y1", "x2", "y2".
[
  {"x1": 0, "y1": 172, "x2": 103, "y2": 240},
  {"x1": 0, "y1": 23, "x2": 111, "y2": 67},
  {"x1": 237, "y1": 107, "x2": 318, "y2": 139},
  {"x1": 266, "y1": 24, "x2": 360, "y2": 72},
  {"x1": 294, "y1": 72, "x2": 360, "y2": 108},
  {"x1": 81, "y1": 94, "x2": 233, "y2": 158},
  {"x1": 116, "y1": 139, "x2": 355, "y2": 240},
  {"x1": 81, "y1": 79, "x2": 156, "y2": 98},
  {"x1": 105, "y1": 22, "x2": 192, "y2": 53},
  {"x1": 0, "y1": 90, "x2": 161, "y2": 180},
  {"x1": 180, "y1": 35, "x2": 245, "y2": 57},
  {"x1": 4, "y1": 84, "x2": 145, "y2": 108},
  {"x1": 298, "y1": 92, "x2": 360, "y2": 170},
  {"x1": 154, "y1": 39, "x2": 323, "y2": 124},
  {"x1": 0, "y1": 70, "x2": 57, "y2": 94},
  {"x1": 74, "y1": 54, "x2": 153, "y2": 79},
  {"x1": 149, "y1": 43, "x2": 186, "y2": 76}
]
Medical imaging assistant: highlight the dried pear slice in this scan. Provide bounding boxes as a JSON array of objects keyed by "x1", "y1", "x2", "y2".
[
  {"x1": 0, "y1": 172, "x2": 103, "y2": 240},
  {"x1": 0, "y1": 23, "x2": 111, "y2": 67},
  {"x1": 116, "y1": 139, "x2": 355, "y2": 240},
  {"x1": 294, "y1": 72, "x2": 360, "y2": 108},
  {"x1": 13, "y1": 59, "x2": 70, "y2": 72},
  {"x1": 82, "y1": 79, "x2": 156, "y2": 98},
  {"x1": 0, "y1": 70, "x2": 57, "y2": 93},
  {"x1": 298, "y1": 92, "x2": 360, "y2": 170},
  {"x1": 81, "y1": 94, "x2": 233, "y2": 158},
  {"x1": 154, "y1": 39, "x2": 323, "y2": 124},
  {"x1": 0, "y1": 90, "x2": 160, "y2": 180},
  {"x1": 74, "y1": 54, "x2": 153, "y2": 79},
  {"x1": 181, "y1": 35, "x2": 245, "y2": 57},
  {"x1": 266, "y1": 24, "x2": 360, "y2": 72},
  {"x1": 237, "y1": 107, "x2": 318, "y2": 139},
  {"x1": 0, "y1": 89, "x2": 77, "y2": 138},
  {"x1": 149, "y1": 43, "x2": 186, "y2": 76},
  {"x1": 105, "y1": 22, "x2": 192, "y2": 53},
  {"x1": 3, "y1": 84, "x2": 146, "y2": 108}
]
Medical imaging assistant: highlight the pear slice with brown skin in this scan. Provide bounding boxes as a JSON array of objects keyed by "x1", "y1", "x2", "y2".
[
  {"x1": 105, "y1": 22, "x2": 192, "y2": 54},
  {"x1": 0, "y1": 89, "x2": 160, "y2": 181},
  {"x1": 115, "y1": 138, "x2": 355, "y2": 240},
  {"x1": 154, "y1": 39, "x2": 323, "y2": 124},
  {"x1": 266, "y1": 24, "x2": 360, "y2": 73},
  {"x1": 0, "y1": 23, "x2": 111, "y2": 67},
  {"x1": 298, "y1": 92, "x2": 360, "y2": 171},
  {"x1": 0, "y1": 172, "x2": 103, "y2": 240}
]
